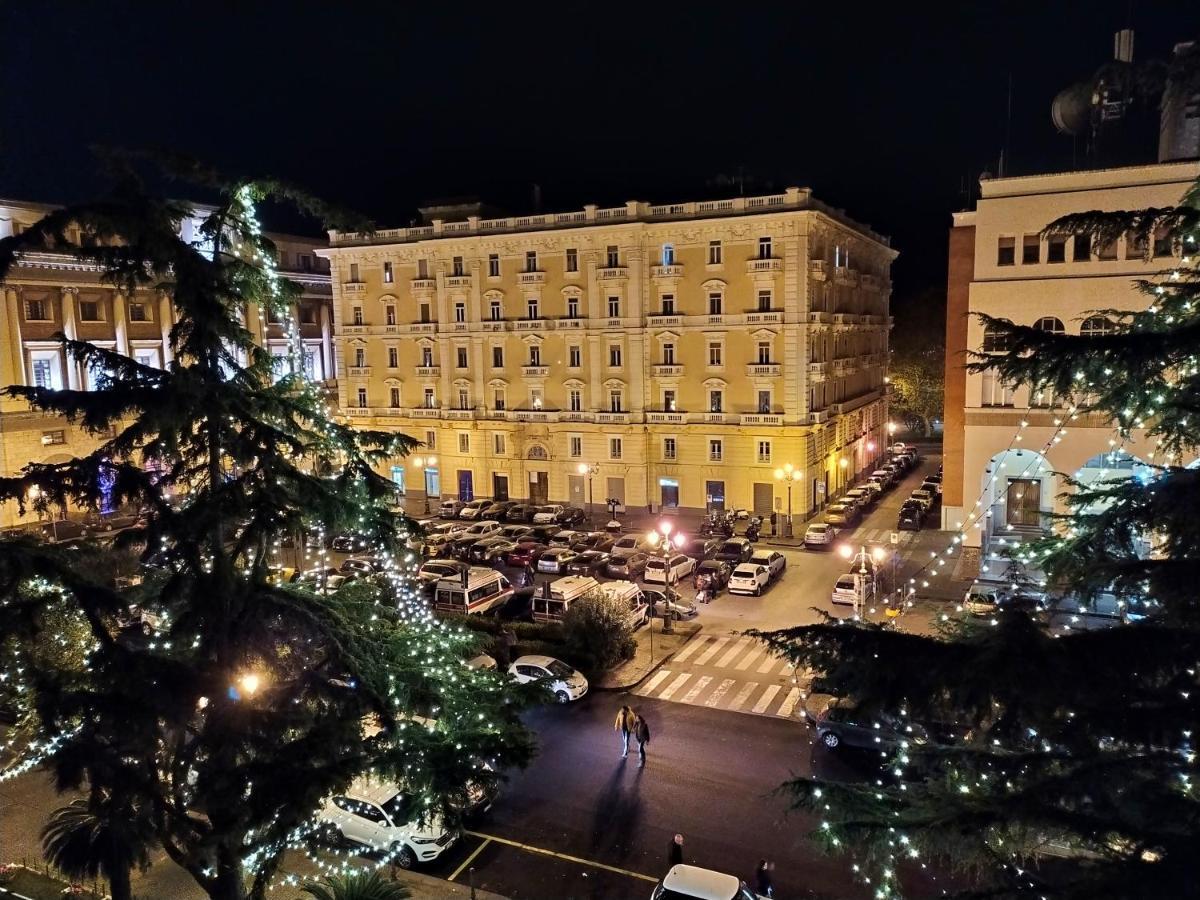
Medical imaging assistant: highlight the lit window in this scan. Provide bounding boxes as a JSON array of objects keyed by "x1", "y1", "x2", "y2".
[
  {"x1": 709, "y1": 439, "x2": 723, "y2": 461},
  {"x1": 707, "y1": 240, "x2": 722, "y2": 265},
  {"x1": 661, "y1": 243, "x2": 675, "y2": 266},
  {"x1": 383, "y1": 261, "x2": 393, "y2": 283},
  {"x1": 385, "y1": 305, "x2": 396, "y2": 325},
  {"x1": 565, "y1": 248, "x2": 578, "y2": 272},
  {"x1": 709, "y1": 390, "x2": 723, "y2": 413}
]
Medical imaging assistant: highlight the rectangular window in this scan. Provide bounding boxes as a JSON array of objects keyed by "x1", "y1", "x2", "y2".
[
  {"x1": 423, "y1": 388, "x2": 436, "y2": 408},
  {"x1": 79, "y1": 300, "x2": 101, "y2": 321},
  {"x1": 488, "y1": 254, "x2": 500, "y2": 277},
  {"x1": 608, "y1": 345, "x2": 622, "y2": 367},
  {"x1": 708, "y1": 292, "x2": 723, "y2": 315},
  {"x1": 607, "y1": 296, "x2": 620, "y2": 318},
  {"x1": 452, "y1": 256, "x2": 465, "y2": 276},
  {"x1": 758, "y1": 236, "x2": 772, "y2": 259},
  {"x1": 566, "y1": 295, "x2": 579, "y2": 318},
  {"x1": 492, "y1": 346, "x2": 504, "y2": 368},
  {"x1": 42, "y1": 429, "x2": 66, "y2": 445},
  {"x1": 426, "y1": 430, "x2": 437, "y2": 449},
  {"x1": 128, "y1": 301, "x2": 148, "y2": 322},
  {"x1": 386, "y1": 305, "x2": 396, "y2": 325},
  {"x1": 490, "y1": 300, "x2": 502, "y2": 321},
  {"x1": 135, "y1": 349, "x2": 158, "y2": 369},
  {"x1": 352, "y1": 306, "x2": 363, "y2": 326},
  {"x1": 708, "y1": 240, "x2": 722, "y2": 265},
  {"x1": 661, "y1": 294, "x2": 675, "y2": 315},
  {"x1": 663, "y1": 389, "x2": 676, "y2": 411},
  {"x1": 1098, "y1": 238, "x2": 1118, "y2": 260},
  {"x1": 757, "y1": 341, "x2": 771, "y2": 364},
  {"x1": 525, "y1": 250, "x2": 537, "y2": 272},
  {"x1": 709, "y1": 390, "x2": 723, "y2": 413},
  {"x1": 420, "y1": 346, "x2": 434, "y2": 366},
  {"x1": 609, "y1": 437, "x2": 623, "y2": 460},
  {"x1": 1022, "y1": 235, "x2": 1040, "y2": 264},
  {"x1": 354, "y1": 347, "x2": 366, "y2": 367},
  {"x1": 32, "y1": 358, "x2": 55, "y2": 388},
  {"x1": 661, "y1": 243, "x2": 675, "y2": 265},
  {"x1": 458, "y1": 433, "x2": 470, "y2": 453},
  {"x1": 708, "y1": 342, "x2": 722, "y2": 367},
  {"x1": 419, "y1": 302, "x2": 432, "y2": 323},
  {"x1": 25, "y1": 299, "x2": 48, "y2": 321},
  {"x1": 456, "y1": 347, "x2": 468, "y2": 369},
  {"x1": 454, "y1": 302, "x2": 466, "y2": 323},
  {"x1": 356, "y1": 387, "x2": 368, "y2": 408},
  {"x1": 568, "y1": 345, "x2": 581, "y2": 367},
  {"x1": 663, "y1": 437, "x2": 677, "y2": 460},
  {"x1": 267, "y1": 307, "x2": 281, "y2": 325},
  {"x1": 494, "y1": 434, "x2": 506, "y2": 454},
  {"x1": 757, "y1": 390, "x2": 771, "y2": 413},
  {"x1": 527, "y1": 297, "x2": 539, "y2": 319},
  {"x1": 1072, "y1": 233, "x2": 1091, "y2": 262},
  {"x1": 569, "y1": 389, "x2": 582, "y2": 412},
  {"x1": 757, "y1": 289, "x2": 772, "y2": 311},
  {"x1": 997, "y1": 236, "x2": 1015, "y2": 266},
  {"x1": 494, "y1": 389, "x2": 506, "y2": 410},
  {"x1": 417, "y1": 258, "x2": 429, "y2": 279},
  {"x1": 565, "y1": 248, "x2": 578, "y2": 272},
  {"x1": 757, "y1": 440, "x2": 771, "y2": 463},
  {"x1": 663, "y1": 343, "x2": 675, "y2": 365},
  {"x1": 609, "y1": 390, "x2": 622, "y2": 413},
  {"x1": 457, "y1": 389, "x2": 469, "y2": 410},
  {"x1": 349, "y1": 262, "x2": 361, "y2": 282},
  {"x1": 1153, "y1": 227, "x2": 1172, "y2": 258},
  {"x1": 606, "y1": 245, "x2": 619, "y2": 267},
  {"x1": 569, "y1": 435, "x2": 583, "y2": 457},
  {"x1": 383, "y1": 261, "x2": 394, "y2": 283},
  {"x1": 389, "y1": 386, "x2": 401, "y2": 408},
  {"x1": 299, "y1": 254, "x2": 313, "y2": 272},
  {"x1": 709, "y1": 439, "x2": 723, "y2": 462},
  {"x1": 531, "y1": 388, "x2": 544, "y2": 409},
  {"x1": 529, "y1": 345, "x2": 541, "y2": 366},
  {"x1": 1047, "y1": 235, "x2": 1066, "y2": 263},
  {"x1": 388, "y1": 347, "x2": 399, "y2": 368}
]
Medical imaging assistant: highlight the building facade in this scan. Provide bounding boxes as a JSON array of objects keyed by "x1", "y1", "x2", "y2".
[
  {"x1": 319, "y1": 188, "x2": 895, "y2": 518},
  {"x1": 0, "y1": 198, "x2": 334, "y2": 530},
  {"x1": 942, "y1": 160, "x2": 1200, "y2": 556}
]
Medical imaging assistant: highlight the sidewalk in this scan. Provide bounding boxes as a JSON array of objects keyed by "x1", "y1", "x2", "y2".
[{"x1": 598, "y1": 619, "x2": 702, "y2": 690}]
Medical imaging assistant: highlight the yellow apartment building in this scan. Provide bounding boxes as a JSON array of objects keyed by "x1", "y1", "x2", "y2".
[{"x1": 319, "y1": 188, "x2": 895, "y2": 519}]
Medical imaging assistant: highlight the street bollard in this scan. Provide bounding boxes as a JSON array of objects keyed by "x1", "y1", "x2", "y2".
[{"x1": 469, "y1": 865, "x2": 476, "y2": 900}]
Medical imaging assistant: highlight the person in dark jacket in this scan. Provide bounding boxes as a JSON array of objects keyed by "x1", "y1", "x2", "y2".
[
  {"x1": 668, "y1": 833, "x2": 684, "y2": 868},
  {"x1": 755, "y1": 859, "x2": 775, "y2": 897},
  {"x1": 614, "y1": 705, "x2": 637, "y2": 758},
  {"x1": 634, "y1": 714, "x2": 651, "y2": 767}
]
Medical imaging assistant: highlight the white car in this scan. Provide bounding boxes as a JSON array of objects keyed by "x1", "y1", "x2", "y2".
[
  {"x1": 610, "y1": 534, "x2": 646, "y2": 559},
  {"x1": 909, "y1": 489, "x2": 936, "y2": 510},
  {"x1": 728, "y1": 563, "x2": 771, "y2": 596},
  {"x1": 749, "y1": 550, "x2": 786, "y2": 579},
  {"x1": 832, "y1": 572, "x2": 875, "y2": 606},
  {"x1": 651, "y1": 864, "x2": 758, "y2": 900},
  {"x1": 963, "y1": 585, "x2": 1005, "y2": 616},
  {"x1": 320, "y1": 776, "x2": 456, "y2": 869},
  {"x1": 644, "y1": 552, "x2": 696, "y2": 585},
  {"x1": 804, "y1": 523, "x2": 836, "y2": 549},
  {"x1": 508, "y1": 654, "x2": 588, "y2": 703},
  {"x1": 457, "y1": 499, "x2": 491, "y2": 520},
  {"x1": 532, "y1": 504, "x2": 565, "y2": 525},
  {"x1": 459, "y1": 520, "x2": 501, "y2": 540}
]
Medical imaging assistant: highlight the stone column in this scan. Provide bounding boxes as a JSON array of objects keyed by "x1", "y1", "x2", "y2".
[
  {"x1": 158, "y1": 291, "x2": 174, "y2": 364},
  {"x1": 319, "y1": 302, "x2": 334, "y2": 379},
  {"x1": 112, "y1": 289, "x2": 131, "y2": 357},
  {"x1": 60, "y1": 287, "x2": 81, "y2": 389},
  {"x1": 2, "y1": 286, "x2": 26, "y2": 386}
]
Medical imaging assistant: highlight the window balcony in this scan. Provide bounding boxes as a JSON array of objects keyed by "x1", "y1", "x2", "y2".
[
  {"x1": 652, "y1": 364, "x2": 683, "y2": 376},
  {"x1": 557, "y1": 316, "x2": 585, "y2": 330},
  {"x1": 517, "y1": 271, "x2": 546, "y2": 286},
  {"x1": 741, "y1": 413, "x2": 783, "y2": 425},
  {"x1": 833, "y1": 266, "x2": 859, "y2": 286},
  {"x1": 596, "y1": 411, "x2": 630, "y2": 423},
  {"x1": 646, "y1": 411, "x2": 686, "y2": 424},
  {"x1": 808, "y1": 361, "x2": 830, "y2": 381},
  {"x1": 410, "y1": 278, "x2": 436, "y2": 293},
  {"x1": 342, "y1": 325, "x2": 368, "y2": 335},
  {"x1": 514, "y1": 318, "x2": 549, "y2": 332},
  {"x1": 347, "y1": 366, "x2": 372, "y2": 377},
  {"x1": 443, "y1": 408, "x2": 476, "y2": 420},
  {"x1": 522, "y1": 365, "x2": 549, "y2": 377},
  {"x1": 832, "y1": 313, "x2": 858, "y2": 327},
  {"x1": 744, "y1": 310, "x2": 783, "y2": 324},
  {"x1": 596, "y1": 266, "x2": 628, "y2": 281},
  {"x1": 560, "y1": 411, "x2": 594, "y2": 422},
  {"x1": 445, "y1": 274, "x2": 472, "y2": 289},
  {"x1": 411, "y1": 407, "x2": 441, "y2": 419},
  {"x1": 481, "y1": 320, "x2": 508, "y2": 332},
  {"x1": 745, "y1": 363, "x2": 781, "y2": 377},
  {"x1": 651, "y1": 264, "x2": 684, "y2": 279},
  {"x1": 342, "y1": 281, "x2": 366, "y2": 297},
  {"x1": 702, "y1": 412, "x2": 730, "y2": 424},
  {"x1": 513, "y1": 409, "x2": 559, "y2": 422},
  {"x1": 809, "y1": 260, "x2": 828, "y2": 281},
  {"x1": 808, "y1": 311, "x2": 833, "y2": 325},
  {"x1": 416, "y1": 366, "x2": 441, "y2": 377},
  {"x1": 746, "y1": 258, "x2": 783, "y2": 274},
  {"x1": 409, "y1": 322, "x2": 438, "y2": 333},
  {"x1": 809, "y1": 410, "x2": 829, "y2": 424},
  {"x1": 646, "y1": 314, "x2": 682, "y2": 327}
]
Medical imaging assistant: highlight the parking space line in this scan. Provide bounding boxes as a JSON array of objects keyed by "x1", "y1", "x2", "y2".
[
  {"x1": 680, "y1": 675, "x2": 712, "y2": 704},
  {"x1": 658, "y1": 673, "x2": 692, "y2": 700},
  {"x1": 705, "y1": 678, "x2": 736, "y2": 707},
  {"x1": 671, "y1": 635, "x2": 709, "y2": 663},
  {"x1": 463, "y1": 830, "x2": 658, "y2": 884},
  {"x1": 776, "y1": 686, "x2": 802, "y2": 718},
  {"x1": 729, "y1": 681, "x2": 759, "y2": 710},
  {"x1": 752, "y1": 684, "x2": 782, "y2": 714},
  {"x1": 639, "y1": 669, "x2": 672, "y2": 695},
  {"x1": 447, "y1": 837, "x2": 492, "y2": 882},
  {"x1": 714, "y1": 638, "x2": 749, "y2": 668},
  {"x1": 693, "y1": 637, "x2": 729, "y2": 666}
]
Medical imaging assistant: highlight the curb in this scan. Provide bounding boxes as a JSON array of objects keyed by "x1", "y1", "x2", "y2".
[{"x1": 595, "y1": 623, "x2": 704, "y2": 692}]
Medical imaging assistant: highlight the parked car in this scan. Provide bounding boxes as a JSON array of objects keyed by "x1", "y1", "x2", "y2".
[
  {"x1": 832, "y1": 572, "x2": 875, "y2": 606},
  {"x1": 565, "y1": 549, "x2": 611, "y2": 576},
  {"x1": 714, "y1": 537, "x2": 753, "y2": 565},
  {"x1": 844, "y1": 486, "x2": 876, "y2": 509},
  {"x1": 505, "y1": 504, "x2": 534, "y2": 523},
  {"x1": 610, "y1": 534, "x2": 647, "y2": 559},
  {"x1": 682, "y1": 538, "x2": 721, "y2": 561},
  {"x1": 532, "y1": 505, "x2": 565, "y2": 524},
  {"x1": 340, "y1": 556, "x2": 386, "y2": 577},
  {"x1": 804, "y1": 523, "x2": 836, "y2": 550},
  {"x1": 644, "y1": 552, "x2": 696, "y2": 585},
  {"x1": 813, "y1": 700, "x2": 928, "y2": 751},
  {"x1": 40, "y1": 520, "x2": 88, "y2": 542},
  {"x1": 728, "y1": 563, "x2": 771, "y2": 596},
  {"x1": 536, "y1": 547, "x2": 578, "y2": 574},
  {"x1": 438, "y1": 499, "x2": 466, "y2": 519},
  {"x1": 870, "y1": 468, "x2": 895, "y2": 487},
  {"x1": 693, "y1": 559, "x2": 732, "y2": 593},
  {"x1": 457, "y1": 499, "x2": 491, "y2": 520},
  {"x1": 504, "y1": 540, "x2": 548, "y2": 567},
  {"x1": 652, "y1": 864, "x2": 758, "y2": 900},
  {"x1": 320, "y1": 777, "x2": 456, "y2": 868},
  {"x1": 507, "y1": 654, "x2": 588, "y2": 703},
  {"x1": 963, "y1": 585, "x2": 1006, "y2": 616},
  {"x1": 83, "y1": 514, "x2": 141, "y2": 537},
  {"x1": 297, "y1": 572, "x2": 349, "y2": 595},
  {"x1": 571, "y1": 532, "x2": 615, "y2": 553},
  {"x1": 466, "y1": 535, "x2": 515, "y2": 564},
  {"x1": 555, "y1": 507, "x2": 587, "y2": 527},
  {"x1": 417, "y1": 559, "x2": 469, "y2": 586},
  {"x1": 824, "y1": 503, "x2": 859, "y2": 528},
  {"x1": 481, "y1": 500, "x2": 516, "y2": 520},
  {"x1": 606, "y1": 551, "x2": 648, "y2": 579},
  {"x1": 421, "y1": 533, "x2": 458, "y2": 558},
  {"x1": 897, "y1": 501, "x2": 924, "y2": 531},
  {"x1": 549, "y1": 529, "x2": 586, "y2": 548},
  {"x1": 524, "y1": 524, "x2": 562, "y2": 544},
  {"x1": 331, "y1": 533, "x2": 370, "y2": 553},
  {"x1": 498, "y1": 524, "x2": 534, "y2": 541},
  {"x1": 749, "y1": 549, "x2": 786, "y2": 579},
  {"x1": 909, "y1": 489, "x2": 936, "y2": 511}
]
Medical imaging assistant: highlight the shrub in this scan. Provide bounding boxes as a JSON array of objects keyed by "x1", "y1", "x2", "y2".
[{"x1": 562, "y1": 591, "x2": 635, "y2": 673}]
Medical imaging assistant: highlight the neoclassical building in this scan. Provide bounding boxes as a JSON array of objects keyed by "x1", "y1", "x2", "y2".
[
  {"x1": 0, "y1": 198, "x2": 333, "y2": 530},
  {"x1": 319, "y1": 189, "x2": 894, "y2": 517}
]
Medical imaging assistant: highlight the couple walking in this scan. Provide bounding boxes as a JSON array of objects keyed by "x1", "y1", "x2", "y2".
[{"x1": 614, "y1": 704, "x2": 651, "y2": 767}]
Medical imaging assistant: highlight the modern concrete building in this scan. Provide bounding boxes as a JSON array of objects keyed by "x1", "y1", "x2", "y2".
[{"x1": 318, "y1": 189, "x2": 895, "y2": 519}]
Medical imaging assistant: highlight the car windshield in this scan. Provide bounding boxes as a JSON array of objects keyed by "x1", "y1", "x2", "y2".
[
  {"x1": 381, "y1": 792, "x2": 414, "y2": 825},
  {"x1": 835, "y1": 575, "x2": 855, "y2": 589},
  {"x1": 646, "y1": 558, "x2": 665, "y2": 568},
  {"x1": 615, "y1": 537, "x2": 636, "y2": 548},
  {"x1": 545, "y1": 660, "x2": 574, "y2": 678},
  {"x1": 720, "y1": 542, "x2": 741, "y2": 554},
  {"x1": 809, "y1": 525, "x2": 827, "y2": 533}
]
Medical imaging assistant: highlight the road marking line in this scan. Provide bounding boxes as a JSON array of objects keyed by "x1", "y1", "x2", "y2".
[
  {"x1": 730, "y1": 681, "x2": 760, "y2": 710},
  {"x1": 705, "y1": 678, "x2": 737, "y2": 707},
  {"x1": 672, "y1": 635, "x2": 709, "y2": 663},
  {"x1": 448, "y1": 837, "x2": 492, "y2": 882},
  {"x1": 658, "y1": 673, "x2": 692, "y2": 700},
  {"x1": 714, "y1": 638, "x2": 750, "y2": 668},
  {"x1": 752, "y1": 684, "x2": 782, "y2": 714},
  {"x1": 776, "y1": 686, "x2": 802, "y2": 718},
  {"x1": 464, "y1": 830, "x2": 658, "y2": 884},
  {"x1": 735, "y1": 644, "x2": 764, "y2": 671},
  {"x1": 756, "y1": 651, "x2": 782, "y2": 674},
  {"x1": 680, "y1": 675, "x2": 712, "y2": 704},
  {"x1": 693, "y1": 636, "x2": 729, "y2": 666},
  {"x1": 639, "y1": 669, "x2": 672, "y2": 695}
]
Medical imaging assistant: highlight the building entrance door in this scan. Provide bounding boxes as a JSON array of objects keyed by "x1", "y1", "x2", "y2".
[
  {"x1": 705, "y1": 480, "x2": 726, "y2": 512},
  {"x1": 568, "y1": 474, "x2": 585, "y2": 507},
  {"x1": 1005, "y1": 478, "x2": 1041, "y2": 527},
  {"x1": 659, "y1": 478, "x2": 679, "y2": 510},
  {"x1": 492, "y1": 474, "x2": 509, "y2": 501},
  {"x1": 424, "y1": 467, "x2": 440, "y2": 499},
  {"x1": 389, "y1": 465, "x2": 406, "y2": 494},
  {"x1": 752, "y1": 482, "x2": 773, "y2": 516},
  {"x1": 458, "y1": 470, "x2": 474, "y2": 501},
  {"x1": 529, "y1": 471, "x2": 549, "y2": 504}
]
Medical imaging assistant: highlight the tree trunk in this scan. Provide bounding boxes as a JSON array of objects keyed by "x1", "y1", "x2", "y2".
[
  {"x1": 108, "y1": 865, "x2": 132, "y2": 900},
  {"x1": 922, "y1": 416, "x2": 933, "y2": 437}
]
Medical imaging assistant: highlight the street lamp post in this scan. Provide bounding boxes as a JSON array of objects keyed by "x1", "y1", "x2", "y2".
[
  {"x1": 577, "y1": 462, "x2": 599, "y2": 528},
  {"x1": 773, "y1": 464, "x2": 800, "y2": 538},
  {"x1": 646, "y1": 520, "x2": 686, "y2": 635},
  {"x1": 838, "y1": 542, "x2": 887, "y2": 620}
]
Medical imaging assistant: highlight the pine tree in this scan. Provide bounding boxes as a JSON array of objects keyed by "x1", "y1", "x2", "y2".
[
  {"x1": 0, "y1": 167, "x2": 536, "y2": 900},
  {"x1": 753, "y1": 183, "x2": 1200, "y2": 898}
]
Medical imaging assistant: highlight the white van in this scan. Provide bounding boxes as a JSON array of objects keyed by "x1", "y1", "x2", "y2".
[
  {"x1": 533, "y1": 575, "x2": 599, "y2": 623},
  {"x1": 319, "y1": 776, "x2": 456, "y2": 869},
  {"x1": 597, "y1": 580, "x2": 650, "y2": 629},
  {"x1": 433, "y1": 567, "x2": 513, "y2": 615}
]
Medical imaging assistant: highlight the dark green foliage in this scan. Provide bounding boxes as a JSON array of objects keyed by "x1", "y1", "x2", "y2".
[
  {"x1": 41, "y1": 796, "x2": 156, "y2": 900},
  {"x1": 301, "y1": 870, "x2": 411, "y2": 900},
  {"x1": 562, "y1": 592, "x2": 635, "y2": 673}
]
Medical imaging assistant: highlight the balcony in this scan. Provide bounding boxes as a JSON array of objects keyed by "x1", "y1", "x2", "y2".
[
  {"x1": 652, "y1": 364, "x2": 683, "y2": 377},
  {"x1": 646, "y1": 411, "x2": 686, "y2": 424},
  {"x1": 809, "y1": 410, "x2": 829, "y2": 424},
  {"x1": 514, "y1": 318, "x2": 550, "y2": 332},
  {"x1": 557, "y1": 317, "x2": 585, "y2": 330},
  {"x1": 833, "y1": 266, "x2": 858, "y2": 286},
  {"x1": 809, "y1": 260, "x2": 828, "y2": 281},
  {"x1": 411, "y1": 407, "x2": 441, "y2": 419},
  {"x1": 702, "y1": 412, "x2": 730, "y2": 424},
  {"x1": 559, "y1": 411, "x2": 594, "y2": 422},
  {"x1": 832, "y1": 313, "x2": 857, "y2": 326},
  {"x1": 517, "y1": 271, "x2": 546, "y2": 287},
  {"x1": 522, "y1": 365, "x2": 549, "y2": 377},
  {"x1": 410, "y1": 278, "x2": 436, "y2": 293},
  {"x1": 444, "y1": 408, "x2": 475, "y2": 420},
  {"x1": 646, "y1": 314, "x2": 682, "y2": 327},
  {"x1": 745, "y1": 363, "x2": 781, "y2": 377},
  {"x1": 342, "y1": 281, "x2": 366, "y2": 297},
  {"x1": 808, "y1": 311, "x2": 833, "y2": 325},
  {"x1": 513, "y1": 409, "x2": 558, "y2": 422},
  {"x1": 378, "y1": 324, "x2": 400, "y2": 335},
  {"x1": 347, "y1": 366, "x2": 372, "y2": 377},
  {"x1": 481, "y1": 320, "x2": 508, "y2": 332},
  {"x1": 746, "y1": 258, "x2": 783, "y2": 274},
  {"x1": 445, "y1": 274, "x2": 472, "y2": 289},
  {"x1": 596, "y1": 411, "x2": 630, "y2": 423},
  {"x1": 808, "y1": 361, "x2": 830, "y2": 381},
  {"x1": 409, "y1": 322, "x2": 437, "y2": 333},
  {"x1": 416, "y1": 366, "x2": 441, "y2": 377},
  {"x1": 745, "y1": 310, "x2": 783, "y2": 325},
  {"x1": 596, "y1": 266, "x2": 628, "y2": 281},
  {"x1": 741, "y1": 413, "x2": 783, "y2": 425},
  {"x1": 342, "y1": 325, "x2": 368, "y2": 335},
  {"x1": 651, "y1": 264, "x2": 684, "y2": 279}
]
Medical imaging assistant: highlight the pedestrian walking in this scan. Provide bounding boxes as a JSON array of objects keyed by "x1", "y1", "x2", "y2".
[
  {"x1": 695, "y1": 587, "x2": 707, "y2": 606},
  {"x1": 634, "y1": 713, "x2": 651, "y2": 767},
  {"x1": 614, "y1": 705, "x2": 637, "y2": 758},
  {"x1": 668, "y1": 833, "x2": 684, "y2": 867},
  {"x1": 522, "y1": 563, "x2": 535, "y2": 587},
  {"x1": 755, "y1": 859, "x2": 775, "y2": 897}
]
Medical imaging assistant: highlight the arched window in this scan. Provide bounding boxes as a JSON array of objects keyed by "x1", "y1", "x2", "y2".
[
  {"x1": 982, "y1": 322, "x2": 1010, "y2": 353},
  {"x1": 1033, "y1": 316, "x2": 1065, "y2": 334},
  {"x1": 1080, "y1": 315, "x2": 1115, "y2": 337}
]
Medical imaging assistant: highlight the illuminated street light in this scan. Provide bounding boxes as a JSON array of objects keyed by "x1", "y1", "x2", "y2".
[
  {"x1": 773, "y1": 463, "x2": 801, "y2": 538},
  {"x1": 645, "y1": 521, "x2": 686, "y2": 634},
  {"x1": 577, "y1": 462, "x2": 600, "y2": 527}
]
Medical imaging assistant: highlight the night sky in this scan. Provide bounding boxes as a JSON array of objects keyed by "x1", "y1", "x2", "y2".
[{"x1": 2, "y1": 1, "x2": 1198, "y2": 315}]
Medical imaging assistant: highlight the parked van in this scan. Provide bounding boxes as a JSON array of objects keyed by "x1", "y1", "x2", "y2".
[
  {"x1": 533, "y1": 575, "x2": 600, "y2": 622},
  {"x1": 433, "y1": 567, "x2": 513, "y2": 615},
  {"x1": 596, "y1": 580, "x2": 649, "y2": 629}
]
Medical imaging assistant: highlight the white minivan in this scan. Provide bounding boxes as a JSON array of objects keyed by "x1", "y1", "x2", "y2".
[
  {"x1": 597, "y1": 580, "x2": 650, "y2": 629},
  {"x1": 320, "y1": 776, "x2": 456, "y2": 869},
  {"x1": 644, "y1": 553, "x2": 696, "y2": 585}
]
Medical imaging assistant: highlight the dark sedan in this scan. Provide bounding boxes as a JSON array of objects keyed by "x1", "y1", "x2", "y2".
[
  {"x1": 897, "y1": 501, "x2": 925, "y2": 532},
  {"x1": 693, "y1": 559, "x2": 732, "y2": 593},
  {"x1": 566, "y1": 550, "x2": 611, "y2": 576},
  {"x1": 331, "y1": 533, "x2": 370, "y2": 553},
  {"x1": 467, "y1": 535, "x2": 516, "y2": 564},
  {"x1": 504, "y1": 541, "x2": 548, "y2": 567},
  {"x1": 505, "y1": 504, "x2": 535, "y2": 523},
  {"x1": 682, "y1": 538, "x2": 720, "y2": 561},
  {"x1": 482, "y1": 500, "x2": 516, "y2": 520},
  {"x1": 605, "y1": 552, "x2": 648, "y2": 579},
  {"x1": 555, "y1": 507, "x2": 587, "y2": 527},
  {"x1": 570, "y1": 532, "x2": 615, "y2": 553},
  {"x1": 524, "y1": 524, "x2": 561, "y2": 544},
  {"x1": 813, "y1": 700, "x2": 929, "y2": 752}
]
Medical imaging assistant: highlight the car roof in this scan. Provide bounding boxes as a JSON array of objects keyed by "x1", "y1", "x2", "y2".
[
  {"x1": 512, "y1": 654, "x2": 563, "y2": 668},
  {"x1": 661, "y1": 864, "x2": 741, "y2": 900},
  {"x1": 341, "y1": 775, "x2": 403, "y2": 806},
  {"x1": 732, "y1": 563, "x2": 762, "y2": 574}
]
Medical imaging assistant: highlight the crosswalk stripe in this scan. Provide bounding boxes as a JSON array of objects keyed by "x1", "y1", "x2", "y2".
[
  {"x1": 640, "y1": 670, "x2": 672, "y2": 695},
  {"x1": 693, "y1": 637, "x2": 730, "y2": 666},
  {"x1": 752, "y1": 684, "x2": 782, "y2": 714},
  {"x1": 714, "y1": 638, "x2": 750, "y2": 668},
  {"x1": 705, "y1": 678, "x2": 737, "y2": 707},
  {"x1": 658, "y1": 673, "x2": 692, "y2": 701},
  {"x1": 735, "y1": 644, "x2": 765, "y2": 671},
  {"x1": 776, "y1": 686, "x2": 802, "y2": 718},
  {"x1": 756, "y1": 651, "x2": 783, "y2": 674},
  {"x1": 672, "y1": 636, "x2": 709, "y2": 664},
  {"x1": 680, "y1": 676, "x2": 712, "y2": 704},
  {"x1": 729, "y1": 682, "x2": 759, "y2": 710}
]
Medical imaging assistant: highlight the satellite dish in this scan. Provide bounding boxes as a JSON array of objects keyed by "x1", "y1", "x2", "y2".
[{"x1": 1052, "y1": 82, "x2": 1094, "y2": 135}]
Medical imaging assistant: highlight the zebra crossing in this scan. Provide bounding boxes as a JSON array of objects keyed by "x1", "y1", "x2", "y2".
[{"x1": 633, "y1": 634, "x2": 808, "y2": 720}]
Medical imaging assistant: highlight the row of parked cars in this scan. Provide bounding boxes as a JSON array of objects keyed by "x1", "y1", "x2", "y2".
[
  {"x1": 898, "y1": 465, "x2": 943, "y2": 531},
  {"x1": 802, "y1": 447, "x2": 924, "y2": 548},
  {"x1": 437, "y1": 498, "x2": 586, "y2": 527}
]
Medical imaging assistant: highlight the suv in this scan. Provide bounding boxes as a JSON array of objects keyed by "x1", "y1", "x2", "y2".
[
  {"x1": 714, "y1": 537, "x2": 752, "y2": 565},
  {"x1": 320, "y1": 777, "x2": 456, "y2": 868},
  {"x1": 728, "y1": 563, "x2": 771, "y2": 596},
  {"x1": 458, "y1": 499, "x2": 491, "y2": 520},
  {"x1": 897, "y1": 501, "x2": 924, "y2": 531},
  {"x1": 438, "y1": 499, "x2": 466, "y2": 519},
  {"x1": 749, "y1": 549, "x2": 786, "y2": 579}
]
